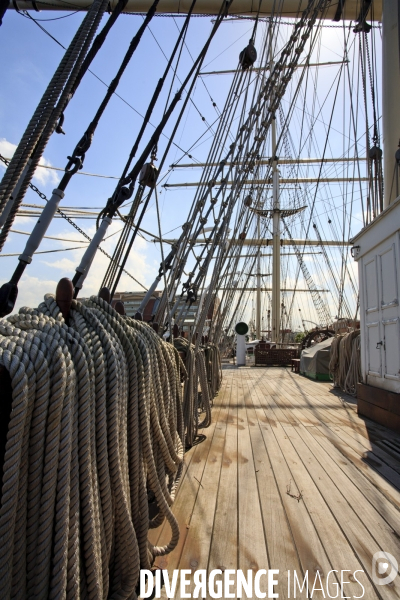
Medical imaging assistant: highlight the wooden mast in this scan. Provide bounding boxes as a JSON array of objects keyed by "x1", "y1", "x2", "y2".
[
  {"x1": 8, "y1": 0, "x2": 382, "y2": 18},
  {"x1": 382, "y1": 0, "x2": 400, "y2": 207}
]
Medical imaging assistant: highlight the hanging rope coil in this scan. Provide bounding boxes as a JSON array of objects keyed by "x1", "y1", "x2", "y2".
[
  {"x1": 0, "y1": 293, "x2": 186, "y2": 599},
  {"x1": 329, "y1": 330, "x2": 361, "y2": 396},
  {"x1": 173, "y1": 337, "x2": 221, "y2": 448}
]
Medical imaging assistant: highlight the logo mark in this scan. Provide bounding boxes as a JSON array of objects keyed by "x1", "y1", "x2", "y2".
[{"x1": 372, "y1": 552, "x2": 398, "y2": 586}]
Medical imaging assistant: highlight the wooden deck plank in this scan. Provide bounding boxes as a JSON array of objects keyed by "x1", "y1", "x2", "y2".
[
  {"x1": 150, "y1": 366, "x2": 400, "y2": 600},
  {"x1": 207, "y1": 373, "x2": 238, "y2": 576},
  {"x1": 280, "y1": 423, "x2": 399, "y2": 600},
  {"x1": 313, "y1": 424, "x2": 400, "y2": 508},
  {"x1": 237, "y1": 371, "x2": 270, "y2": 598},
  {"x1": 176, "y1": 371, "x2": 233, "y2": 598},
  {"x1": 244, "y1": 372, "x2": 333, "y2": 600},
  {"x1": 150, "y1": 374, "x2": 232, "y2": 572},
  {"x1": 272, "y1": 375, "x2": 400, "y2": 530},
  {"x1": 269, "y1": 372, "x2": 360, "y2": 428},
  {"x1": 267, "y1": 372, "x2": 400, "y2": 516},
  {"x1": 251, "y1": 375, "x2": 378, "y2": 598},
  {"x1": 267, "y1": 373, "x2": 400, "y2": 481},
  {"x1": 283, "y1": 371, "x2": 400, "y2": 444},
  {"x1": 292, "y1": 422, "x2": 400, "y2": 560},
  {"x1": 241, "y1": 372, "x2": 304, "y2": 600},
  {"x1": 329, "y1": 424, "x2": 400, "y2": 476}
]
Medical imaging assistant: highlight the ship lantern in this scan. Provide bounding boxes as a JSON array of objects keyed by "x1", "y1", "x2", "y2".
[
  {"x1": 239, "y1": 39, "x2": 257, "y2": 70},
  {"x1": 139, "y1": 162, "x2": 158, "y2": 188},
  {"x1": 244, "y1": 195, "x2": 253, "y2": 207}
]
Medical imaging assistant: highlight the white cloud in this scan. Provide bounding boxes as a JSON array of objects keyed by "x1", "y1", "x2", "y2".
[
  {"x1": 38, "y1": 220, "x2": 152, "y2": 299},
  {"x1": 14, "y1": 274, "x2": 59, "y2": 312},
  {"x1": 0, "y1": 137, "x2": 60, "y2": 188}
]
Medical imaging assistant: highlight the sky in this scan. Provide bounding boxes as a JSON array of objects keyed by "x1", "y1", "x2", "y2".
[
  {"x1": 0, "y1": 7, "x2": 382, "y2": 330},
  {"x1": 0, "y1": 8, "x2": 254, "y2": 307}
]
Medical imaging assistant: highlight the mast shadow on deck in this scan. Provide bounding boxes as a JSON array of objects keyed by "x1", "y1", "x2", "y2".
[{"x1": 282, "y1": 369, "x2": 400, "y2": 496}]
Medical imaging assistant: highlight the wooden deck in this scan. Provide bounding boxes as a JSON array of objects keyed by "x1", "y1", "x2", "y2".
[{"x1": 148, "y1": 367, "x2": 400, "y2": 600}]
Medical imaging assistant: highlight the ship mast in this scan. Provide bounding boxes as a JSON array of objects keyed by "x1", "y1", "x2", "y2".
[
  {"x1": 270, "y1": 48, "x2": 280, "y2": 344},
  {"x1": 256, "y1": 208, "x2": 261, "y2": 338},
  {"x1": 382, "y1": 0, "x2": 400, "y2": 207}
]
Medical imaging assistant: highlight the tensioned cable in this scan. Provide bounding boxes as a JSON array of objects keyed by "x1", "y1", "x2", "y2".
[
  {"x1": 19, "y1": 10, "x2": 205, "y2": 163},
  {"x1": 0, "y1": 0, "x2": 109, "y2": 239},
  {"x1": 104, "y1": 0, "x2": 234, "y2": 298},
  {"x1": 0, "y1": 0, "x2": 162, "y2": 316}
]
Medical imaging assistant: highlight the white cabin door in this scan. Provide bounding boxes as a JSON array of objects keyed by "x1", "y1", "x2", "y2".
[{"x1": 363, "y1": 236, "x2": 400, "y2": 392}]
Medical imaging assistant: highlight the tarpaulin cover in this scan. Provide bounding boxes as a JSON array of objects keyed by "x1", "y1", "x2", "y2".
[{"x1": 300, "y1": 336, "x2": 333, "y2": 380}]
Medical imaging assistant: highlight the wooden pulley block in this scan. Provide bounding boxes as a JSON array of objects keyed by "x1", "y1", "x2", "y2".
[
  {"x1": 239, "y1": 39, "x2": 257, "y2": 70},
  {"x1": 56, "y1": 277, "x2": 74, "y2": 322},
  {"x1": 152, "y1": 322, "x2": 159, "y2": 333},
  {"x1": 173, "y1": 323, "x2": 179, "y2": 338},
  {"x1": 134, "y1": 311, "x2": 143, "y2": 321},
  {"x1": 139, "y1": 162, "x2": 158, "y2": 188},
  {"x1": 99, "y1": 287, "x2": 111, "y2": 304},
  {"x1": 113, "y1": 300, "x2": 126, "y2": 316}
]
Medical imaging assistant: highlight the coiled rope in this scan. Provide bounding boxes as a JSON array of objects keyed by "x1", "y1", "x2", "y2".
[
  {"x1": 0, "y1": 293, "x2": 186, "y2": 599},
  {"x1": 173, "y1": 337, "x2": 221, "y2": 448},
  {"x1": 329, "y1": 330, "x2": 361, "y2": 396}
]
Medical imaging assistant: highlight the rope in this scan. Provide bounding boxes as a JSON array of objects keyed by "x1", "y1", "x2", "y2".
[
  {"x1": 329, "y1": 329, "x2": 361, "y2": 395},
  {"x1": 0, "y1": 293, "x2": 186, "y2": 598},
  {"x1": 0, "y1": 0, "x2": 109, "y2": 250},
  {"x1": 173, "y1": 336, "x2": 221, "y2": 448}
]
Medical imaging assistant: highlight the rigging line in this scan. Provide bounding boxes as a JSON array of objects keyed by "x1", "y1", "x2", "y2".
[
  {"x1": 170, "y1": 1, "x2": 332, "y2": 318},
  {"x1": 117, "y1": 0, "x2": 197, "y2": 185},
  {"x1": 21, "y1": 0, "x2": 133, "y2": 157},
  {"x1": 145, "y1": 18, "x2": 214, "y2": 130},
  {"x1": 68, "y1": 0, "x2": 132, "y2": 100},
  {"x1": 0, "y1": 0, "x2": 160, "y2": 299},
  {"x1": 167, "y1": 70, "x2": 261, "y2": 170},
  {"x1": 10, "y1": 225, "x2": 125, "y2": 241},
  {"x1": 123, "y1": 0, "x2": 233, "y2": 190},
  {"x1": 164, "y1": 18, "x2": 192, "y2": 115},
  {"x1": 0, "y1": 0, "x2": 109, "y2": 224},
  {"x1": 178, "y1": 32, "x2": 312, "y2": 312},
  {"x1": 19, "y1": 9, "x2": 81, "y2": 20},
  {"x1": 107, "y1": 3, "x2": 232, "y2": 297},
  {"x1": 10, "y1": 228, "x2": 88, "y2": 242},
  {"x1": 0, "y1": 158, "x2": 119, "y2": 180},
  {"x1": 22, "y1": 11, "x2": 197, "y2": 160},
  {"x1": 0, "y1": 245, "x2": 90, "y2": 257},
  {"x1": 75, "y1": 0, "x2": 162, "y2": 160},
  {"x1": 301, "y1": 62, "x2": 346, "y2": 252},
  {"x1": 27, "y1": 177, "x2": 149, "y2": 290},
  {"x1": 155, "y1": 185, "x2": 173, "y2": 338},
  {"x1": 171, "y1": 16, "x2": 221, "y2": 116},
  {"x1": 260, "y1": 14, "x2": 332, "y2": 176},
  {"x1": 201, "y1": 26, "x2": 255, "y2": 69}
]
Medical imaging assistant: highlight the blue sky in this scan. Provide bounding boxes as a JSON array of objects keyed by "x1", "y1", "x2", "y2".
[
  {"x1": 0, "y1": 9, "x2": 253, "y2": 306},
  {"x1": 0, "y1": 9, "x2": 381, "y2": 328}
]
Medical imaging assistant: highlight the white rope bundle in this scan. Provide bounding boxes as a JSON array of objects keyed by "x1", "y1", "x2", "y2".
[
  {"x1": 173, "y1": 338, "x2": 222, "y2": 448},
  {"x1": 329, "y1": 330, "x2": 361, "y2": 396},
  {"x1": 0, "y1": 293, "x2": 185, "y2": 599}
]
